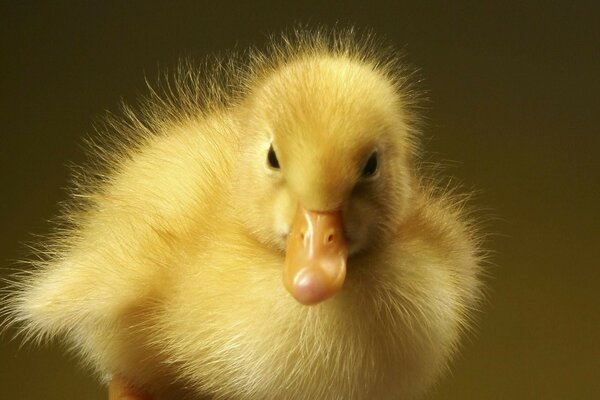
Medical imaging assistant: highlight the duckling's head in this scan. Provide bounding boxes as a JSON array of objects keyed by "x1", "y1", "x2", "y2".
[{"x1": 233, "y1": 54, "x2": 418, "y2": 304}]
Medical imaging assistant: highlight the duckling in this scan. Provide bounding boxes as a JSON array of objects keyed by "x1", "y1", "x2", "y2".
[{"x1": 4, "y1": 30, "x2": 484, "y2": 400}]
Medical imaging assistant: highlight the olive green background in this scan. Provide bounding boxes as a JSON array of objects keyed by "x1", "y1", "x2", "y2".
[{"x1": 1, "y1": 2, "x2": 598, "y2": 399}]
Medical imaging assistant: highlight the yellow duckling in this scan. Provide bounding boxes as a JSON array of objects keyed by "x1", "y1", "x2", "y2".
[{"x1": 5, "y1": 31, "x2": 484, "y2": 399}]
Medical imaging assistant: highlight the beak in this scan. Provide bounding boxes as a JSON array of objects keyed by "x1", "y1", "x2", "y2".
[{"x1": 283, "y1": 206, "x2": 348, "y2": 305}]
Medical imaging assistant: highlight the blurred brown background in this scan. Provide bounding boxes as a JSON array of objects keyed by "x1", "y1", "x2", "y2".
[{"x1": 1, "y1": 2, "x2": 598, "y2": 399}]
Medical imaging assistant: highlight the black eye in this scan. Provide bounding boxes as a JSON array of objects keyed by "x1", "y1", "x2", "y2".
[
  {"x1": 361, "y1": 152, "x2": 378, "y2": 177},
  {"x1": 267, "y1": 144, "x2": 280, "y2": 169}
]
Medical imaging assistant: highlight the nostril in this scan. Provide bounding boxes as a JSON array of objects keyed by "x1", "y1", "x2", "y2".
[{"x1": 322, "y1": 227, "x2": 337, "y2": 245}]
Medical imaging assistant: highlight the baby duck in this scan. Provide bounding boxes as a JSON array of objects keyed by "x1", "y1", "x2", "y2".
[{"x1": 6, "y1": 31, "x2": 484, "y2": 399}]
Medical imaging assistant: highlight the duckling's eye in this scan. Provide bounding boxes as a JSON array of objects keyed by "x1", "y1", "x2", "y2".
[
  {"x1": 361, "y1": 152, "x2": 378, "y2": 177},
  {"x1": 267, "y1": 144, "x2": 280, "y2": 169}
]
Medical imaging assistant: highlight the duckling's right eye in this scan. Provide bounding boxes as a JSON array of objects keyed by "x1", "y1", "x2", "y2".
[{"x1": 267, "y1": 145, "x2": 280, "y2": 169}]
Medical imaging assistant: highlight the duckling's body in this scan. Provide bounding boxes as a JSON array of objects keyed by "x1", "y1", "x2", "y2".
[{"x1": 6, "y1": 32, "x2": 483, "y2": 399}]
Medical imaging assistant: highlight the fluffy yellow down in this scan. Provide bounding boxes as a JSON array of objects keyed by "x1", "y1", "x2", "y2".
[{"x1": 5, "y1": 30, "x2": 484, "y2": 400}]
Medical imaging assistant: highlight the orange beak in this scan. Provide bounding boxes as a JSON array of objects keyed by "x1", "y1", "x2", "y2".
[{"x1": 283, "y1": 207, "x2": 348, "y2": 305}]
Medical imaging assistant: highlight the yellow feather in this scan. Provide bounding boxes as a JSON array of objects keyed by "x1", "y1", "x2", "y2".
[{"x1": 5, "y1": 29, "x2": 484, "y2": 400}]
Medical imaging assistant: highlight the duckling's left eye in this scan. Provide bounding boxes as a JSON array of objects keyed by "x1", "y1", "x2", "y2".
[
  {"x1": 267, "y1": 144, "x2": 280, "y2": 169},
  {"x1": 361, "y1": 152, "x2": 378, "y2": 177}
]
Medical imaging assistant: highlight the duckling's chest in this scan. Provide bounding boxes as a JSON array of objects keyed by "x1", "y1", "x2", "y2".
[
  {"x1": 164, "y1": 241, "x2": 427, "y2": 399},
  {"x1": 172, "y1": 291, "x2": 414, "y2": 397}
]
